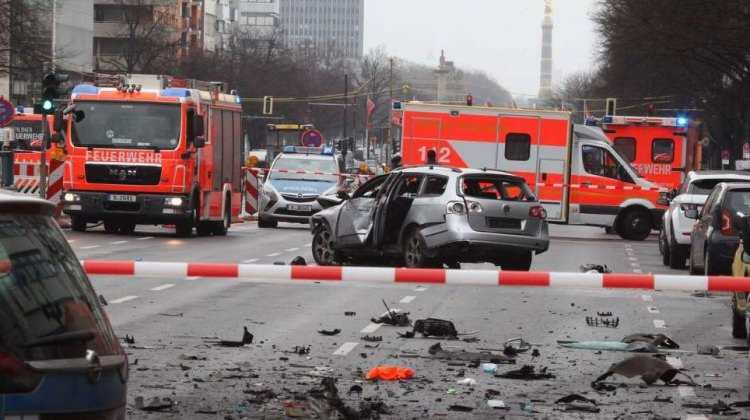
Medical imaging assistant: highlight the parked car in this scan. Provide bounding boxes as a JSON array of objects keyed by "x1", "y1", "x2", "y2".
[
  {"x1": 660, "y1": 171, "x2": 750, "y2": 269},
  {"x1": 730, "y1": 217, "x2": 750, "y2": 341},
  {"x1": 310, "y1": 166, "x2": 550, "y2": 270},
  {"x1": 687, "y1": 182, "x2": 750, "y2": 275},
  {"x1": 0, "y1": 192, "x2": 127, "y2": 418}
]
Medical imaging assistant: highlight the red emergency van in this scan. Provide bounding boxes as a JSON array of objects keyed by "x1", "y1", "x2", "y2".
[
  {"x1": 600, "y1": 115, "x2": 690, "y2": 190},
  {"x1": 399, "y1": 102, "x2": 666, "y2": 240}
]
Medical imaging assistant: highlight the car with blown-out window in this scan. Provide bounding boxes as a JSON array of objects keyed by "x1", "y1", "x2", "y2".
[{"x1": 310, "y1": 166, "x2": 549, "y2": 270}]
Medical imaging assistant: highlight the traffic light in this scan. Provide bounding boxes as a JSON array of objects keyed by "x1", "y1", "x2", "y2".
[
  {"x1": 262, "y1": 96, "x2": 273, "y2": 115},
  {"x1": 605, "y1": 97, "x2": 617, "y2": 116},
  {"x1": 37, "y1": 73, "x2": 68, "y2": 115}
]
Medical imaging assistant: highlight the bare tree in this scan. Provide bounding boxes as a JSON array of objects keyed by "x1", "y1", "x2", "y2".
[
  {"x1": 0, "y1": 0, "x2": 54, "y2": 75},
  {"x1": 95, "y1": 0, "x2": 179, "y2": 73}
]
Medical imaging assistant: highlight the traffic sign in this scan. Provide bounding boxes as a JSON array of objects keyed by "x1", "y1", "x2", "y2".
[
  {"x1": 300, "y1": 129, "x2": 323, "y2": 147},
  {"x1": 0, "y1": 97, "x2": 15, "y2": 127}
]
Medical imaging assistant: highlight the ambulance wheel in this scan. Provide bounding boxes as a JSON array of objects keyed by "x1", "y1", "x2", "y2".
[
  {"x1": 118, "y1": 223, "x2": 136, "y2": 235},
  {"x1": 618, "y1": 209, "x2": 652, "y2": 241},
  {"x1": 104, "y1": 221, "x2": 119, "y2": 234},
  {"x1": 71, "y1": 216, "x2": 87, "y2": 232}
]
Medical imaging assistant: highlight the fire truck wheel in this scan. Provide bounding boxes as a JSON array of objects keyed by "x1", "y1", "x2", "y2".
[
  {"x1": 212, "y1": 202, "x2": 231, "y2": 236},
  {"x1": 175, "y1": 220, "x2": 194, "y2": 237},
  {"x1": 618, "y1": 208, "x2": 652, "y2": 241},
  {"x1": 71, "y1": 216, "x2": 87, "y2": 232},
  {"x1": 104, "y1": 221, "x2": 119, "y2": 234},
  {"x1": 196, "y1": 222, "x2": 213, "y2": 237}
]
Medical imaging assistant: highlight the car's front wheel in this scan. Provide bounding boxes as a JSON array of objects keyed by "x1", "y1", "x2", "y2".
[
  {"x1": 312, "y1": 225, "x2": 339, "y2": 266},
  {"x1": 403, "y1": 229, "x2": 435, "y2": 268},
  {"x1": 71, "y1": 215, "x2": 86, "y2": 232}
]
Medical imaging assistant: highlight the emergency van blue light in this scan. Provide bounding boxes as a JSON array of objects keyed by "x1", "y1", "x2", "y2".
[
  {"x1": 601, "y1": 115, "x2": 613, "y2": 124},
  {"x1": 584, "y1": 116, "x2": 599, "y2": 126},
  {"x1": 234, "y1": 96, "x2": 241, "y2": 104},
  {"x1": 321, "y1": 146, "x2": 334, "y2": 155},
  {"x1": 15, "y1": 106, "x2": 24, "y2": 113},
  {"x1": 283, "y1": 146, "x2": 297, "y2": 153},
  {"x1": 72, "y1": 84, "x2": 99, "y2": 94},
  {"x1": 161, "y1": 88, "x2": 191, "y2": 98},
  {"x1": 676, "y1": 117, "x2": 688, "y2": 127}
]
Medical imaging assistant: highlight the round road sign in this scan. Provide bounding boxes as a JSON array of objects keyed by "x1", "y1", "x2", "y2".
[
  {"x1": 0, "y1": 98, "x2": 15, "y2": 128},
  {"x1": 300, "y1": 129, "x2": 323, "y2": 147}
]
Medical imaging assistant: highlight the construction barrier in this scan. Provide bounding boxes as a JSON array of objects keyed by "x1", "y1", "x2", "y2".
[
  {"x1": 47, "y1": 159, "x2": 64, "y2": 210},
  {"x1": 242, "y1": 167, "x2": 260, "y2": 217},
  {"x1": 80, "y1": 260, "x2": 750, "y2": 292},
  {"x1": 13, "y1": 161, "x2": 40, "y2": 195}
]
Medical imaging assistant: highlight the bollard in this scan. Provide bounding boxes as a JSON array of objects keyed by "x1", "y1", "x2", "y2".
[{"x1": 0, "y1": 150, "x2": 14, "y2": 188}]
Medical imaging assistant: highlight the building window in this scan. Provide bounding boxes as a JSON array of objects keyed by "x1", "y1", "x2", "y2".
[
  {"x1": 652, "y1": 138, "x2": 674, "y2": 163},
  {"x1": 505, "y1": 133, "x2": 531, "y2": 161},
  {"x1": 95, "y1": 5, "x2": 123, "y2": 22},
  {"x1": 613, "y1": 137, "x2": 636, "y2": 162}
]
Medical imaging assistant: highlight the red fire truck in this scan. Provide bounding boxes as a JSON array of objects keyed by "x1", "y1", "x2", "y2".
[
  {"x1": 61, "y1": 75, "x2": 243, "y2": 237},
  {"x1": 600, "y1": 115, "x2": 698, "y2": 190},
  {"x1": 399, "y1": 102, "x2": 666, "y2": 240}
]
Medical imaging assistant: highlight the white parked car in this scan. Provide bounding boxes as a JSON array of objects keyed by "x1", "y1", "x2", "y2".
[{"x1": 660, "y1": 171, "x2": 750, "y2": 269}]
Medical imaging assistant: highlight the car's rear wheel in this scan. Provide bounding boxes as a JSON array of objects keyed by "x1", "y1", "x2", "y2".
[
  {"x1": 618, "y1": 208, "x2": 652, "y2": 241},
  {"x1": 118, "y1": 223, "x2": 136, "y2": 235},
  {"x1": 104, "y1": 221, "x2": 119, "y2": 234},
  {"x1": 71, "y1": 216, "x2": 86, "y2": 232},
  {"x1": 403, "y1": 229, "x2": 435, "y2": 268},
  {"x1": 312, "y1": 225, "x2": 338, "y2": 266},
  {"x1": 668, "y1": 241, "x2": 687, "y2": 269},
  {"x1": 732, "y1": 295, "x2": 748, "y2": 339},
  {"x1": 688, "y1": 249, "x2": 703, "y2": 275},
  {"x1": 500, "y1": 251, "x2": 533, "y2": 271},
  {"x1": 704, "y1": 251, "x2": 724, "y2": 276}
]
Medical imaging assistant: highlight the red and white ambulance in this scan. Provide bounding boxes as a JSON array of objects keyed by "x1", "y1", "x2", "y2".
[
  {"x1": 398, "y1": 102, "x2": 666, "y2": 240},
  {"x1": 600, "y1": 115, "x2": 693, "y2": 190}
]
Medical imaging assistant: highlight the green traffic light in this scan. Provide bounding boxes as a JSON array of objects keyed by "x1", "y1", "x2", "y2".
[{"x1": 42, "y1": 100, "x2": 53, "y2": 111}]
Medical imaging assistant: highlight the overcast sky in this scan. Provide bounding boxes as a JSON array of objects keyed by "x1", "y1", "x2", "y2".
[{"x1": 364, "y1": 0, "x2": 600, "y2": 98}]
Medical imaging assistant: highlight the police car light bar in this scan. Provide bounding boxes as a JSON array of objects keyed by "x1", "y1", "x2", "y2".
[
  {"x1": 283, "y1": 146, "x2": 335, "y2": 155},
  {"x1": 602, "y1": 115, "x2": 688, "y2": 128}
]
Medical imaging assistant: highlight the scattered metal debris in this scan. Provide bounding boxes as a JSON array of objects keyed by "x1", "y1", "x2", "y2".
[
  {"x1": 134, "y1": 396, "x2": 175, "y2": 412},
  {"x1": 178, "y1": 354, "x2": 207, "y2": 361},
  {"x1": 697, "y1": 344, "x2": 720, "y2": 355},
  {"x1": 555, "y1": 394, "x2": 599, "y2": 413},
  {"x1": 531, "y1": 348, "x2": 541, "y2": 358},
  {"x1": 347, "y1": 384, "x2": 363, "y2": 396},
  {"x1": 428, "y1": 343, "x2": 515, "y2": 364},
  {"x1": 287, "y1": 345, "x2": 311, "y2": 355},
  {"x1": 495, "y1": 365, "x2": 555, "y2": 380},
  {"x1": 593, "y1": 355, "x2": 696, "y2": 386},
  {"x1": 361, "y1": 335, "x2": 382, "y2": 342},
  {"x1": 597, "y1": 311, "x2": 613, "y2": 317},
  {"x1": 448, "y1": 404, "x2": 474, "y2": 412},
  {"x1": 318, "y1": 328, "x2": 341, "y2": 336},
  {"x1": 308, "y1": 377, "x2": 389, "y2": 419},
  {"x1": 158, "y1": 312, "x2": 184, "y2": 317},
  {"x1": 503, "y1": 337, "x2": 532, "y2": 356},
  {"x1": 580, "y1": 264, "x2": 612, "y2": 273},
  {"x1": 398, "y1": 318, "x2": 457, "y2": 338},
  {"x1": 244, "y1": 388, "x2": 276, "y2": 404},
  {"x1": 345, "y1": 311, "x2": 356, "y2": 316},
  {"x1": 487, "y1": 399, "x2": 506, "y2": 409},
  {"x1": 622, "y1": 333, "x2": 679, "y2": 349},
  {"x1": 371, "y1": 300, "x2": 411, "y2": 326},
  {"x1": 122, "y1": 335, "x2": 135, "y2": 345},
  {"x1": 586, "y1": 316, "x2": 620, "y2": 328}
]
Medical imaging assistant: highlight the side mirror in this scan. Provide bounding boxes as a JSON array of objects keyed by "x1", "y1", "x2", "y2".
[
  {"x1": 192, "y1": 116, "x2": 205, "y2": 138},
  {"x1": 193, "y1": 136, "x2": 206, "y2": 148},
  {"x1": 74, "y1": 110, "x2": 85, "y2": 123},
  {"x1": 336, "y1": 190, "x2": 350, "y2": 201},
  {"x1": 684, "y1": 208, "x2": 699, "y2": 219}
]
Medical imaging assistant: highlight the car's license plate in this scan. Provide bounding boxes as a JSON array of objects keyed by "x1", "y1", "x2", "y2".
[
  {"x1": 288, "y1": 204, "x2": 312, "y2": 212},
  {"x1": 108, "y1": 194, "x2": 136, "y2": 202}
]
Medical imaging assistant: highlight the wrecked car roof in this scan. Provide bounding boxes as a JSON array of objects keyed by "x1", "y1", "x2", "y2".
[{"x1": 393, "y1": 165, "x2": 519, "y2": 179}]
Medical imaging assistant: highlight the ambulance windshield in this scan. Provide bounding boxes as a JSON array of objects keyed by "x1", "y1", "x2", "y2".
[{"x1": 71, "y1": 101, "x2": 181, "y2": 150}]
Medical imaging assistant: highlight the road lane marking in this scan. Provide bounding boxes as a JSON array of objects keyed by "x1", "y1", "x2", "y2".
[
  {"x1": 360, "y1": 323, "x2": 381, "y2": 334},
  {"x1": 641, "y1": 294, "x2": 653, "y2": 302},
  {"x1": 333, "y1": 342, "x2": 358, "y2": 356},
  {"x1": 678, "y1": 386, "x2": 696, "y2": 398},
  {"x1": 136, "y1": 236, "x2": 154, "y2": 240},
  {"x1": 653, "y1": 319, "x2": 666, "y2": 329},
  {"x1": 243, "y1": 258, "x2": 259, "y2": 263},
  {"x1": 400, "y1": 295, "x2": 416, "y2": 303},
  {"x1": 685, "y1": 416, "x2": 709, "y2": 420},
  {"x1": 110, "y1": 241, "x2": 128, "y2": 245},
  {"x1": 666, "y1": 356, "x2": 683, "y2": 369},
  {"x1": 285, "y1": 247, "x2": 300, "y2": 252},
  {"x1": 150, "y1": 284, "x2": 175, "y2": 291},
  {"x1": 110, "y1": 296, "x2": 138, "y2": 304},
  {"x1": 266, "y1": 252, "x2": 281, "y2": 257},
  {"x1": 80, "y1": 245, "x2": 100, "y2": 250},
  {"x1": 647, "y1": 306, "x2": 660, "y2": 314}
]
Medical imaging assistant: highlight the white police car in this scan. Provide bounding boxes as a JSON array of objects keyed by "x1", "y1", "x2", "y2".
[{"x1": 258, "y1": 146, "x2": 343, "y2": 228}]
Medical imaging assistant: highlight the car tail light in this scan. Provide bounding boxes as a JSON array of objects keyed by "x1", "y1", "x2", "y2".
[
  {"x1": 446, "y1": 201, "x2": 466, "y2": 214},
  {"x1": 529, "y1": 206, "x2": 547, "y2": 219},
  {"x1": 0, "y1": 351, "x2": 41, "y2": 393},
  {"x1": 721, "y1": 209, "x2": 734, "y2": 235}
]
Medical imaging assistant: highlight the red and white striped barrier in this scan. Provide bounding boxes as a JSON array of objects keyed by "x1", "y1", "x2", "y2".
[
  {"x1": 47, "y1": 159, "x2": 64, "y2": 209},
  {"x1": 243, "y1": 168, "x2": 260, "y2": 216},
  {"x1": 13, "y1": 161, "x2": 40, "y2": 195},
  {"x1": 80, "y1": 260, "x2": 750, "y2": 292}
]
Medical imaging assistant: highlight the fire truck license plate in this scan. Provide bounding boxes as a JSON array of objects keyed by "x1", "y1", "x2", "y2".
[
  {"x1": 108, "y1": 194, "x2": 136, "y2": 202},
  {"x1": 287, "y1": 204, "x2": 312, "y2": 212}
]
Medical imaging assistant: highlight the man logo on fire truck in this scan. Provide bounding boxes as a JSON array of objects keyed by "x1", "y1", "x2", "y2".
[
  {"x1": 397, "y1": 102, "x2": 666, "y2": 241},
  {"x1": 61, "y1": 74, "x2": 243, "y2": 237}
]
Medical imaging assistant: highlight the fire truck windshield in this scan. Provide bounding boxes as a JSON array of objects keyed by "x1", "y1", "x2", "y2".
[{"x1": 71, "y1": 101, "x2": 181, "y2": 150}]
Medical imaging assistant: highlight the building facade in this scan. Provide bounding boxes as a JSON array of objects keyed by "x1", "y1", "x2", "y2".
[
  {"x1": 279, "y1": 0, "x2": 364, "y2": 58},
  {"x1": 236, "y1": 0, "x2": 279, "y2": 35}
]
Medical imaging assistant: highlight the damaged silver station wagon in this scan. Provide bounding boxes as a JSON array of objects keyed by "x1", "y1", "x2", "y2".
[{"x1": 310, "y1": 166, "x2": 550, "y2": 270}]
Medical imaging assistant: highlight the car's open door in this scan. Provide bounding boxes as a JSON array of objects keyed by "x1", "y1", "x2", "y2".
[{"x1": 334, "y1": 175, "x2": 391, "y2": 247}]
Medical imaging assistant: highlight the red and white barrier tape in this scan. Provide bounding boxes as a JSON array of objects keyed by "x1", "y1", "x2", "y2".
[
  {"x1": 535, "y1": 182, "x2": 668, "y2": 192},
  {"x1": 246, "y1": 167, "x2": 363, "y2": 178},
  {"x1": 80, "y1": 260, "x2": 750, "y2": 292}
]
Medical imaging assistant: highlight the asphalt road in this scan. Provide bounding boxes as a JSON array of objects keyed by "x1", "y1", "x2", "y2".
[{"x1": 67, "y1": 222, "x2": 750, "y2": 419}]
